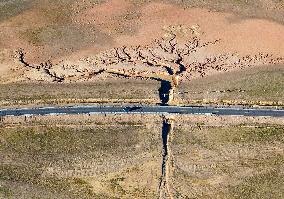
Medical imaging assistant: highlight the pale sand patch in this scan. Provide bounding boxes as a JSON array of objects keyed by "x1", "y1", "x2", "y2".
[
  {"x1": 82, "y1": 0, "x2": 132, "y2": 22},
  {"x1": 0, "y1": 64, "x2": 10, "y2": 76},
  {"x1": 0, "y1": 49, "x2": 15, "y2": 77},
  {"x1": 115, "y1": 2, "x2": 284, "y2": 56},
  {"x1": 72, "y1": 1, "x2": 284, "y2": 61},
  {"x1": 75, "y1": 0, "x2": 134, "y2": 37}
]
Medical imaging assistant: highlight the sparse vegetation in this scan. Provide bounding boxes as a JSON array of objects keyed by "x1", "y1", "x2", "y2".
[
  {"x1": 0, "y1": 1, "x2": 284, "y2": 199},
  {"x1": 1, "y1": 64, "x2": 283, "y2": 107},
  {"x1": 19, "y1": 26, "x2": 63, "y2": 46},
  {"x1": 229, "y1": 169, "x2": 284, "y2": 199},
  {"x1": 0, "y1": 0, "x2": 34, "y2": 22},
  {"x1": 0, "y1": 163, "x2": 109, "y2": 199},
  {"x1": 38, "y1": 1, "x2": 73, "y2": 25},
  {"x1": 0, "y1": 80, "x2": 160, "y2": 107},
  {"x1": 172, "y1": 123, "x2": 284, "y2": 198},
  {"x1": 0, "y1": 117, "x2": 161, "y2": 198},
  {"x1": 0, "y1": 184, "x2": 13, "y2": 198},
  {"x1": 177, "y1": 64, "x2": 284, "y2": 105},
  {"x1": 0, "y1": 125, "x2": 149, "y2": 158}
]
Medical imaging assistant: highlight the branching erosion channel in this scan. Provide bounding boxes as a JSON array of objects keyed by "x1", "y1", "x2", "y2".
[{"x1": 159, "y1": 116, "x2": 175, "y2": 199}]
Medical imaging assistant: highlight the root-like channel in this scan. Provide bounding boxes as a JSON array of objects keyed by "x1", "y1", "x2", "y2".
[{"x1": 159, "y1": 117, "x2": 174, "y2": 199}]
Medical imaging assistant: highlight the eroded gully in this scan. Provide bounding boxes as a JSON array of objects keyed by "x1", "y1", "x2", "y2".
[{"x1": 158, "y1": 116, "x2": 175, "y2": 199}]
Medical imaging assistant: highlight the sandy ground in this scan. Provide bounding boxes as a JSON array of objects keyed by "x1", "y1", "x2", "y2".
[
  {"x1": 0, "y1": 0, "x2": 284, "y2": 81},
  {"x1": 113, "y1": 2, "x2": 284, "y2": 55}
]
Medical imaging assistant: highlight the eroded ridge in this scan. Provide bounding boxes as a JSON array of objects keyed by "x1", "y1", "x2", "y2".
[
  {"x1": 14, "y1": 33, "x2": 283, "y2": 84},
  {"x1": 15, "y1": 35, "x2": 218, "y2": 82},
  {"x1": 13, "y1": 31, "x2": 284, "y2": 105},
  {"x1": 159, "y1": 116, "x2": 175, "y2": 199}
]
